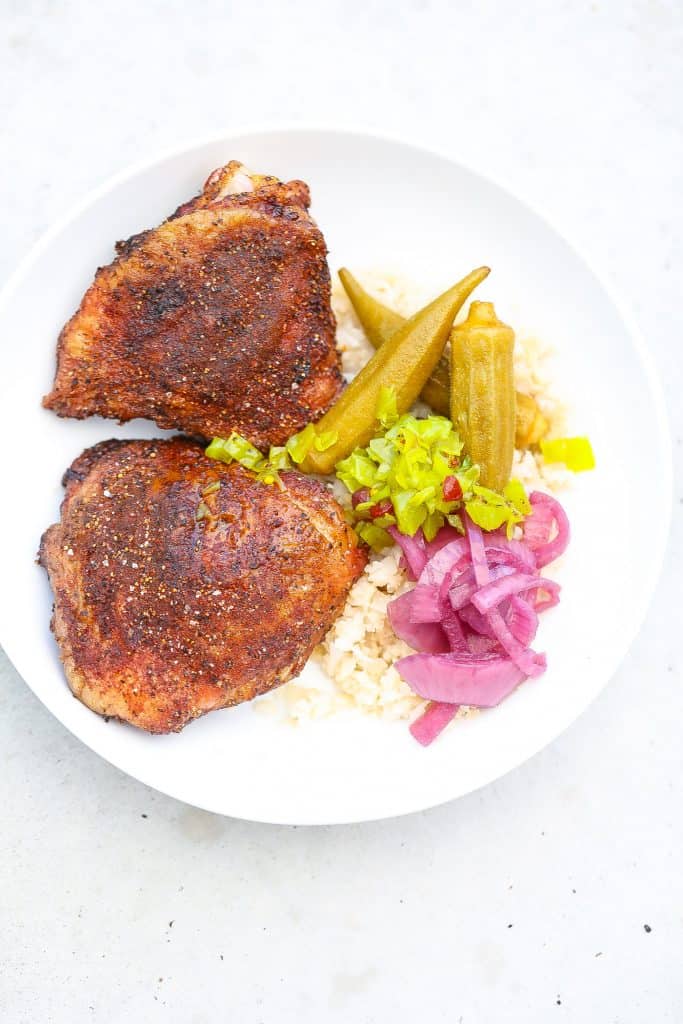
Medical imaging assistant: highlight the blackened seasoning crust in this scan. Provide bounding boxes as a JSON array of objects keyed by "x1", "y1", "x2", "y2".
[
  {"x1": 43, "y1": 162, "x2": 343, "y2": 448},
  {"x1": 39, "y1": 437, "x2": 366, "y2": 733}
]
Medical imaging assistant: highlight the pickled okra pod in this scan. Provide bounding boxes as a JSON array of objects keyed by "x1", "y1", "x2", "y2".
[
  {"x1": 338, "y1": 269, "x2": 547, "y2": 449},
  {"x1": 301, "y1": 266, "x2": 490, "y2": 475},
  {"x1": 337, "y1": 270, "x2": 405, "y2": 348},
  {"x1": 450, "y1": 301, "x2": 515, "y2": 492},
  {"x1": 338, "y1": 268, "x2": 452, "y2": 416}
]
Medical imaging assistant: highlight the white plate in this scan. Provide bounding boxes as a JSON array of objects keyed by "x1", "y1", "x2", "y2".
[{"x1": 0, "y1": 129, "x2": 671, "y2": 824}]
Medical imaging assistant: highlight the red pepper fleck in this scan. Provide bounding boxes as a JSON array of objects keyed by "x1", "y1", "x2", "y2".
[
  {"x1": 351, "y1": 487, "x2": 371, "y2": 509},
  {"x1": 442, "y1": 476, "x2": 463, "y2": 502},
  {"x1": 370, "y1": 498, "x2": 393, "y2": 519}
]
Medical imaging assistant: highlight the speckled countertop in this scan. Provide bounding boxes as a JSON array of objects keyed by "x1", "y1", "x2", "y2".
[{"x1": 1, "y1": 2, "x2": 682, "y2": 1021}]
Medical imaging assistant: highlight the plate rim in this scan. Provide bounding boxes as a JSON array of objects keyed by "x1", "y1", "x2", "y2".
[{"x1": 0, "y1": 124, "x2": 673, "y2": 824}]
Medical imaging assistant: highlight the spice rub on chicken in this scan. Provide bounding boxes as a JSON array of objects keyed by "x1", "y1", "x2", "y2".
[
  {"x1": 39, "y1": 438, "x2": 366, "y2": 733},
  {"x1": 43, "y1": 162, "x2": 343, "y2": 448}
]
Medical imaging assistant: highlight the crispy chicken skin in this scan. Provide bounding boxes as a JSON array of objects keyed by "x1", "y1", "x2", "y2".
[
  {"x1": 39, "y1": 438, "x2": 366, "y2": 733},
  {"x1": 42, "y1": 162, "x2": 343, "y2": 448}
]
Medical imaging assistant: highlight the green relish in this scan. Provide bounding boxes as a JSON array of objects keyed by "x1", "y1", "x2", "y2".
[
  {"x1": 335, "y1": 393, "x2": 530, "y2": 549},
  {"x1": 205, "y1": 387, "x2": 531, "y2": 551},
  {"x1": 205, "y1": 423, "x2": 339, "y2": 487}
]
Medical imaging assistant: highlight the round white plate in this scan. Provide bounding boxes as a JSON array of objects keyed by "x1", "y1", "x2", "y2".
[{"x1": 0, "y1": 129, "x2": 671, "y2": 824}]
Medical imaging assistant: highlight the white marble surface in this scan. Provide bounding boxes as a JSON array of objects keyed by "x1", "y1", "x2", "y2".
[{"x1": 1, "y1": 2, "x2": 682, "y2": 1020}]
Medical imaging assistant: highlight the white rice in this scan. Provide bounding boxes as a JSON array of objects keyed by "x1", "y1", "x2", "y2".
[{"x1": 257, "y1": 271, "x2": 572, "y2": 723}]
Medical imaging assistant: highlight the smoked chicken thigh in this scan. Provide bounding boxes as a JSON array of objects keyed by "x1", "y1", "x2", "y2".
[
  {"x1": 43, "y1": 162, "x2": 343, "y2": 447},
  {"x1": 40, "y1": 438, "x2": 365, "y2": 733}
]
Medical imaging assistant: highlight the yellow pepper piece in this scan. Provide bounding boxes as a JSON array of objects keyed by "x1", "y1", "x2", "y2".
[
  {"x1": 540, "y1": 436, "x2": 595, "y2": 471},
  {"x1": 302, "y1": 267, "x2": 490, "y2": 474},
  {"x1": 338, "y1": 269, "x2": 547, "y2": 449},
  {"x1": 450, "y1": 301, "x2": 515, "y2": 492}
]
